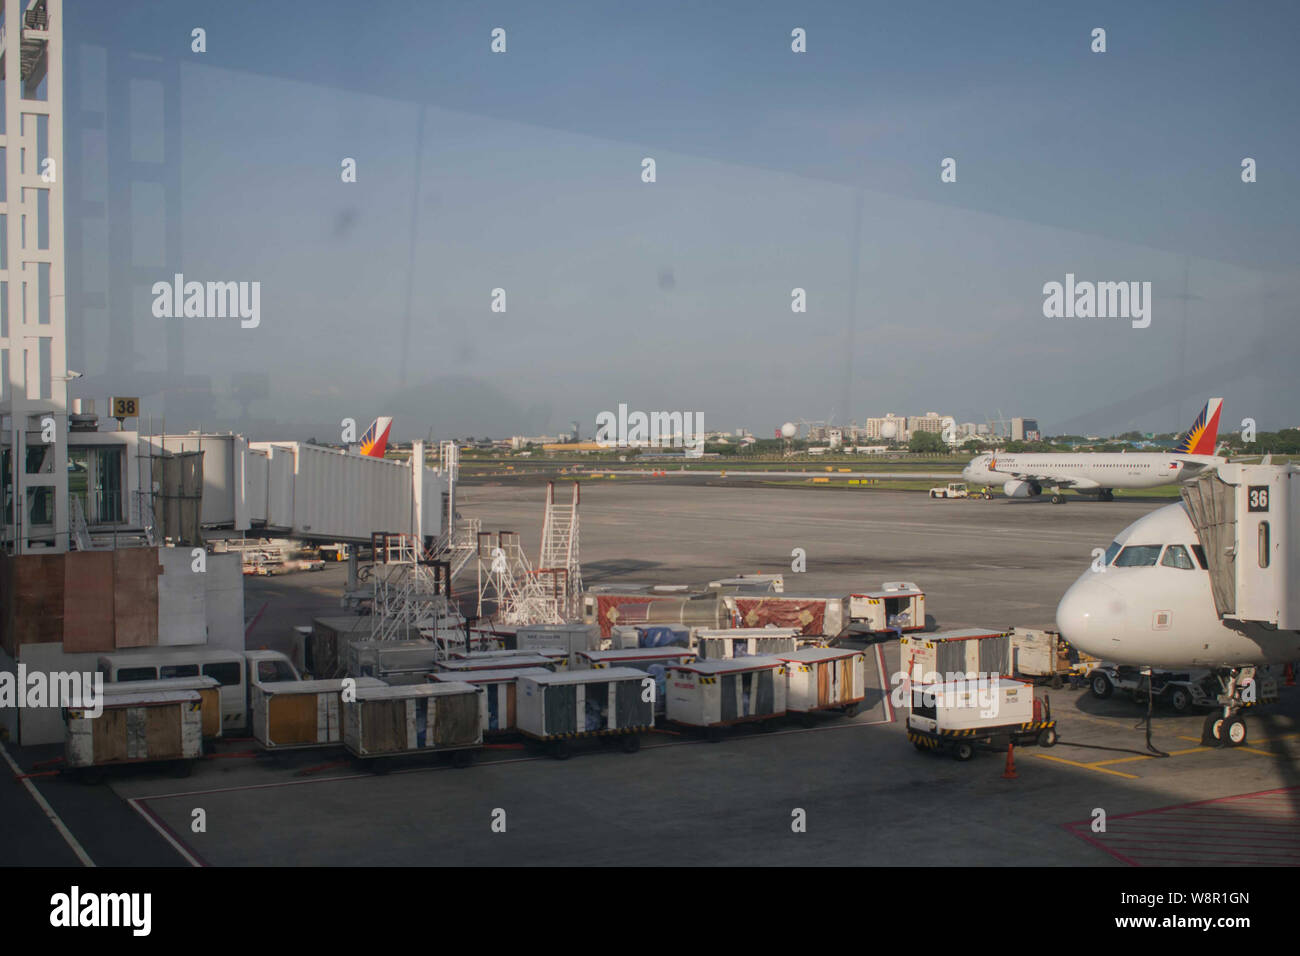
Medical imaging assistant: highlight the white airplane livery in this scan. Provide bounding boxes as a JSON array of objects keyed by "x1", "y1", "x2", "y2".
[
  {"x1": 962, "y1": 398, "x2": 1224, "y2": 502},
  {"x1": 1055, "y1": 464, "x2": 1300, "y2": 747}
]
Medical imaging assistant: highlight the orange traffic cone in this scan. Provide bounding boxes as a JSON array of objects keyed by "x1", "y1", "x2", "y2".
[{"x1": 1002, "y1": 742, "x2": 1018, "y2": 779}]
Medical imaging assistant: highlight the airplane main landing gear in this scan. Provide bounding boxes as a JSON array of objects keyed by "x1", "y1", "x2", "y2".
[
  {"x1": 1200, "y1": 667, "x2": 1256, "y2": 747},
  {"x1": 1050, "y1": 493, "x2": 1066, "y2": 505},
  {"x1": 1099, "y1": 489, "x2": 1115, "y2": 502}
]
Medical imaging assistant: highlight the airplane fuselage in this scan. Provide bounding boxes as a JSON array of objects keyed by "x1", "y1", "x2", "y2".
[{"x1": 963, "y1": 452, "x2": 1222, "y2": 494}]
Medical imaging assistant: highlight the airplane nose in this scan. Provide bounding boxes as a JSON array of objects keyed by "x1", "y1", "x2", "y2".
[{"x1": 1056, "y1": 575, "x2": 1129, "y2": 657}]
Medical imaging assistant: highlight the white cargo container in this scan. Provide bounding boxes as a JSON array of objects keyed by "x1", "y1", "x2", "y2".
[
  {"x1": 665, "y1": 657, "x2": 787, "y2": 736},
  {"x1": 429, "y1": 667, "x2": 552, "y2": 734},
  {"x1": 777, "y1": 648, "x2": 866, "y2": 721},
  {"x1": 343, "y1": 682, "x2": 483, "y2": 766},
  {"x1": 252, "y1": 677, "x2": 384, "y2": 750},
  {"x1": 575, "y1": 647, "x2": 697, "y2": 714},
  {"x1": 692, "y1": 627, "x2": 802, "y2": 660},
  {"x1": 515, "y1": 623, "x2": 601, "y2": 660},
  {"x1": 849, "y1": 582, "x2": 925, "y2": 632},
  {"x1": 435, "y1": 654, "x2": 558, "y2": 675},
  {"x1": 905, "y1": 675, "x2": 1056, "y2": 761},
  {"x1": 900, "y1": 628, "x2": 1011, "y2": 684},
  {"x1": 517, "y1": 667, "x2": 655, "y2": 758},
  {"x1": 65, "y1": 689, "x2": 203, "y2": 777},
  {"x1": 1009, "y1": 627, "x2": 1072, "y2": 685},
  {"x1": 346, "y1": 639, "x2": 443, "y2": 684}
]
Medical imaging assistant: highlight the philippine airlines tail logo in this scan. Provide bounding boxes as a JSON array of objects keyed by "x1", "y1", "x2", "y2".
[
  {"x1": 359, "y1": 417, "x2": 393, "y2": 458},
  {"x1": 1173, "y1": 398, "x2": 1222, "y2": 455}
]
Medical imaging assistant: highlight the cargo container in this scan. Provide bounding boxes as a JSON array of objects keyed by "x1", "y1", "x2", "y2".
[
  {"x1": 346, "y1": 639, "x2": 443, "y2": 684},
  {"x1": 692, "y1": 627, "x2": 802, "y2": 660},
  {"x1": 583, "y1": 588, "x2": 723, "y2": 638},
  {"x1": 429, "y1": 667, "x2": 552, "y2": 734},
  {"x1": 65, "y1": 689, "x2": 203, "y2": 779},
  {"x1": 1008, "y1": 627, "x2": 1074, "y2": 686},
  {"x1": 726, "y1": 595, "x2": 848, "y2": 637},
  {"x1": 435, "y1": 654, "x2": 558, "y2": 675},
  {"x1": 515, "y1": 622, "x2": 602, "y2": 659},
  {"x1": 575, "y1": 647, "x2": 698, "y2": 714},
  {"x1": 517, "y1": 667, "x2": 655, "y2": 758},
  {"x1": 609, "y1": 623, "x2": 690, "y2": 649},
  {"x1": 343, "y1": 682, "x2": 483, "y2": 767},
  {"x1": 308, "y1": 615, "x2": 381, "y2": 679},
  {"x1": 251, "y1": 677, "x2": 384, "y2": 750},
  {"x1": 778, "y1": 648, "x2": 866, "y2": 722},
  {"x1": 848, "y1": 582, "x2": 925, "y2": 633},
  {"x1": 101, "y1": 676, "x2": 223, "y2": 742},
  {"x1": 665, "y1": 657, "x2": 787, "y2": 738},
  {"x1": 707, "y1": 574, "x2": 784, "y2": 594},
  {"x1": 906, "y1": 675, "x2": 1056, "y2": 760},
  {"x1": 900, "y1": 628, "x2": 1011, "y2": 684}
]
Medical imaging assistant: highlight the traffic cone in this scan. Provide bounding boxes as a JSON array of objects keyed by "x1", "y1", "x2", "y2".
[
  {"x1": 1002, "y1": 742, "x2": 1018, "y2": 779},
  {"x1": 1285, "y1": 663, "x2": 1295, "y2": 687}
]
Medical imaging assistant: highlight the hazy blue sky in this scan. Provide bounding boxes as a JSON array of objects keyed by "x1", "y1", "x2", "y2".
[{"x1": 66, "y1": 1, "x2": 1300, "y2": 440}]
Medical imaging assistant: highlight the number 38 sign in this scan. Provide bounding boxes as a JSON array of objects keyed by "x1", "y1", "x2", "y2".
[
  {"x1": 1247, "y1": 486, "x2": 1269, "y2": 513},
  {"x1": 111, "y1": 396, "x2": 140, "y2": 419}
]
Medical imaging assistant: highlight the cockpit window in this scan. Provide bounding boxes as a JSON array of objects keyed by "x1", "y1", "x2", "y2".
[
  {"x1": 1114, "y1": 545, "x2": 1162, "y2": 567},
  {"x1": 1103, "y1": 541, "x2": 1122, "y2": 566},
  {"x1": 1160, "y1": 544, "x2": 1195, "y2": 570},
  {"x1": 1190, "y1": 544, "x2": 1208, "y2": 570}
]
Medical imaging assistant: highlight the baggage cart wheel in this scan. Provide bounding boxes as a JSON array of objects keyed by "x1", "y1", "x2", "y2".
[
  {"x1": 1048, "y1": 674, "x2": 1063, "y2": 690},
  {"x1": 451, "y1": 749, "x2": 474, "y2": 769},
  {"x1": 619, "y1": 734, "x2": 641, "y2": 754},
  {"x1": 843, "y1": 702, "x2": 861, "y2": 717},
  {"x1": 951, "y1": 741, "x2": 975, "y2": 762},
  {"x1": 1037, "y1": 727, "x2": 1058, "y2": 748},
  {"x1": 1167, "y1": 687, "x2": 1192, "y2": 713},
  {"x1": 550, "y1": 739, "x2": 572, "y2": 760},
  {"x1": 1089, "y1": 672, "x2": 1114, "y2": 699}
]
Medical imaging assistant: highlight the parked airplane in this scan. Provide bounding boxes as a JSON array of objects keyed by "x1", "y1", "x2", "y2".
[
  {"x1": 357, "y1": 416, "x2": 393, "y2": 458},
  {"x1": 962, "y1": 398, "x2": 1224, "y2": 502},
  {"x1": 1056, "y1": 479, "x2": 1300, "y2": 747}
]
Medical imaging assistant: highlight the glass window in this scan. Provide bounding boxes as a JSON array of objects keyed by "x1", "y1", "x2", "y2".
[
  {"x1": 160, "y1": 663, "x2": 199, "y2": 678},
  {"x1": 257, "y1": 660, "x2": 296, "y2": 683},
  {"x1": 202, "y1": 662, "x2": 242, "y2": 686},
  {"x1": 1114, "y1": 545, "x2": 1162, "y2": 567},
  {"x1": 1191, "y1": 544, "x2": 1208, "y2": 570},
  {"x1": 1103, "y1": 540, "x2": 1122, "y2": 566},
  {"x1": 117, "y1": 667, "x2": 156, "y2": 681},
  {"x1": 1160, "y1": 545, "x2": 1195, "y2": 570}
]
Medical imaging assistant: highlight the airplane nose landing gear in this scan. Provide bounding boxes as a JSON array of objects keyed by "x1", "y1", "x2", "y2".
[{"x1": 1200, "y1": 667, "x2": 1256, "y2": 747}]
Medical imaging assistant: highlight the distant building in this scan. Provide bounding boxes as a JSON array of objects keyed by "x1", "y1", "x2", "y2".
[{"x1": 1011, "y1": 418, "x2": 1040, "y2": 441}]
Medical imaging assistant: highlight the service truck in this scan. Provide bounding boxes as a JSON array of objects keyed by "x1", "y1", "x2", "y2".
[{"x1": 906, "y1": 675, "x2": 1057, "y2": 761}]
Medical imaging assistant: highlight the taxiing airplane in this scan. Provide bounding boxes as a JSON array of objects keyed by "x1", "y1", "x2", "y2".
[
  {"x1": 357, "y1": 417, "x2": 393, "y2": 458},
  {"x1": 962, "y1": 398, "x2": 1224, "y2": 502},
  {"x1": 1056, "y1": 467, "x2": 1300, "y2": 747}
]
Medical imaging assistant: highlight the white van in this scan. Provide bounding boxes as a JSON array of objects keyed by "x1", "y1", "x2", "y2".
[{"x1": 97, "y1": 647, "x2": 300, "y2": 734}]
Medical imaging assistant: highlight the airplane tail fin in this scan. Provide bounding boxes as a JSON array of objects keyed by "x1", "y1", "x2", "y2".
[
  {"x1": 1173, "y1": 398, "x2": 1222, "y2": 456},
  {"x1": 359, "y1": 416, "x2": 393, "y2": 458}
]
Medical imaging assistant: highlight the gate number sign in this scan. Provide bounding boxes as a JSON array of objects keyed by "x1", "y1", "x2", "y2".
[
  {"x1": 111, "y1": 397, "x2": 139, "y2": 418},
  {"x1": 1247, "y1": 486, "x2": 1269, "y2": 512}
]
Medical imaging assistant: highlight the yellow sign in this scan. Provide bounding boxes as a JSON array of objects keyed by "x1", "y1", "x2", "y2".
[{"x1": 111, "y1": 396, "x2": 140, "y2": 418}]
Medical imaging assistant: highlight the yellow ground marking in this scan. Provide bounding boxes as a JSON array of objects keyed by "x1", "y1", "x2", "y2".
[{"x1": 1033, "y1": 753, "x2": 1140, "y2": 779}]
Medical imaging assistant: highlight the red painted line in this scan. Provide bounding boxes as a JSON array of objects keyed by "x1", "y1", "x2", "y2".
[
  {"x1": 131, "y1": 798, "x2": 211, "y2": 868},
  {"x1": 481, "y1": 743, "x2": 526, "y2": 750},
  {"x1": 1063, "y1": 825, "x2": 1141, "y2": 867},
  {"x1": 32, "y1": 756, "x2": 65, "y2": 769},
  {"x1": 294, "y1": 760, "x2": 351, "y2": 776},
  {"x1": 13, "y1": 770, "x2": 61, "y2": 781}
]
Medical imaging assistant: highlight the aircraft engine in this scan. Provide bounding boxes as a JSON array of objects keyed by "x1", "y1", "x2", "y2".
[{"x1": 1003, "y1": 479, "x2": 1041, "y2": 498}]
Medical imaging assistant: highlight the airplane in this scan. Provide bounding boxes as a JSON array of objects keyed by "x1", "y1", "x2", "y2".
[
  {"x1": 1055, "y1": 480, "x2": 1300, "y2": 748},
  {"x1": 357, "y1": 416, "x2": 393, "y2": 458},
  {"x1": 961, "y1": 398, "x2": 1224, "y2": 502}
]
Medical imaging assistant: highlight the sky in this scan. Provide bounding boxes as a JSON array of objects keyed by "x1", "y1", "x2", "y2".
[{"x1": 63, "y1": 0, "x2": 1300, "y2": 441}]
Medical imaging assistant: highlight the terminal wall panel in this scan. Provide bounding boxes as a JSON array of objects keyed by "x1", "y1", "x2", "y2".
[
  {"x1": 62, "y1": 550, "x2": 115, "y2": 653},
  {"x1": 204, "y1": 553, "x2": 244, "y2": 652},
  {"x1": 112, "y1": 548, "x2": 160, "y2": 648},
  {"x1": 157, "y1": 546, "x2": 206, "y2": 647}
]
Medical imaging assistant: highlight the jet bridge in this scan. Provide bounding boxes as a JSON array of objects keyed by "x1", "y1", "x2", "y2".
[
  {"x1": 1181, "y1": 463, "x2": 1299, "y2": 629},
  {"x1": 145, "y1": 435, "x2": 451, "y2": 544}
]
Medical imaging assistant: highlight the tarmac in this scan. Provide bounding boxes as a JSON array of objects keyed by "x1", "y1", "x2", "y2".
[{"x1": 3, "y1": 482, "x2": 1297, "y2": 866}]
